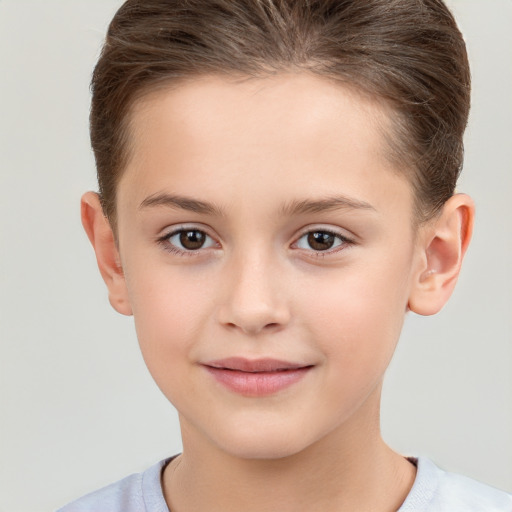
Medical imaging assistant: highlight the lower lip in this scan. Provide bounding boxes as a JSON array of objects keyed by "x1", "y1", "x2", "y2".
[{"x1": 204, "y1": 366, "x2": 312, "y2": 396}]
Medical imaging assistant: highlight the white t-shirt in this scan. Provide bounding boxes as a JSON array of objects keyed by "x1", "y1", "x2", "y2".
[{"x1": 57, "y1": 456, "x2": 512, "y2": 512}]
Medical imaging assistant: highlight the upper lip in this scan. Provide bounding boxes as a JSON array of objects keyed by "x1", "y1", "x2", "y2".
[{"x1": 203, "y1": 357, "x2": 311, "y2": 373}]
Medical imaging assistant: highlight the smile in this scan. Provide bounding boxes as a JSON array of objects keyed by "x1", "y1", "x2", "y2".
[{"x1": 202, "y1": 357, "x2": 314, "y2": 396}]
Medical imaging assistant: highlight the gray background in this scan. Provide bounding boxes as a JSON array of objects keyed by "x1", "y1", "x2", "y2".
[{"x1": 0, "y1": 1, "x2": 510, "y2": 510}]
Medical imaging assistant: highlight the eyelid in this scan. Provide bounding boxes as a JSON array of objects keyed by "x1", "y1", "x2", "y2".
[
  {"x1": 292, "y1": 225, "x2": 356, "y2": 253},
  {"x1": 157, "y1": 224, "x2": 220, "y2": 255},
  {"x1": 296, "y1": 224, "x2": 356, "y2": 241}
]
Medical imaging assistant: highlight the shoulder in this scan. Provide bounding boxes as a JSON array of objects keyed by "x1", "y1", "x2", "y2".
[
  {"x1": 56, "y1": 458, "x2": 172, "y2": 512},
  {"x1": 434, "y1": 470, "x2": 512, "y2": 512},
  {"x1": 400, "y1": 457, "x2": 512, "y2": 512}
]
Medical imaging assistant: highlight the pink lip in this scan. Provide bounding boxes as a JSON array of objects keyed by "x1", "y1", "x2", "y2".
[{"x1": 202, "y1": 357, "x2": 313, "y2": 396}]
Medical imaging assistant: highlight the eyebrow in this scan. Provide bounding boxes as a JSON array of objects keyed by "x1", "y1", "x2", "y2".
[
  {"x1": 139, "y1": 193, "x2": 224, "y2": 216},
  {"x1": 139, "y1": 192, "x2": 376, "y2": 217},
  {"x1": 279, "y1": 196, "x2": 376, "y2": 216}
]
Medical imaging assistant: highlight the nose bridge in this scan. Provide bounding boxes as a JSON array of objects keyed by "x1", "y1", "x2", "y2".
[{"x1": 218, "y1": 243, "x2": 290, "y2": 335}]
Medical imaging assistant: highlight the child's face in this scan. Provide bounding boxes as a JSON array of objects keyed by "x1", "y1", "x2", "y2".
[{"x1": 114, "y1": 73, "x2": 423, "y2": 458}]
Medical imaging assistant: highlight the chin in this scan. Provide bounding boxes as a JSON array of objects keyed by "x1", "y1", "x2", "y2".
[
  {"x1": 220, "y1": 438, "x2": 304, "y2": 461},
  {"x1": 211, "y1": 420, "x2": 320, "y2": 461}
]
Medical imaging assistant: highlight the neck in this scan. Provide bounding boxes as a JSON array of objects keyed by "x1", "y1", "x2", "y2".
[{"x1": 163, "y1": 390, "x2": 416, "y2": 512}]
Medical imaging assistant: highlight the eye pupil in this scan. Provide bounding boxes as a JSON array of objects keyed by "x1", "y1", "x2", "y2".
[
  {"x1": 179, "y1": 230, "x2": 206, "y2": 250},
  {"x1": 307, "y1": 231, "x2": 335, "y2": 251}
]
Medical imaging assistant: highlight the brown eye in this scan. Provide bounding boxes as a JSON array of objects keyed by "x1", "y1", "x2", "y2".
[
  {"x1": 164, "y1": 228, "x2": 216, "y2": 253},
  {"x1": 307, "y1": 231, "x2": 336, "y2": 251},
  {"x1": 179, "y1": 230, "x2": 206, "y2": 250},
  {"x1": 295, "y1": 230, "x2": 349, "y2": 253}
]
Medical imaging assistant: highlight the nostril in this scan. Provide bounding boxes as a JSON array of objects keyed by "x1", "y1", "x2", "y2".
[
  {"x1": 224, "y1": 321, "x2": 284, "y2": 335},
  {"x1": 217, "y1": 298, "x2": 291, "y2": 335}
]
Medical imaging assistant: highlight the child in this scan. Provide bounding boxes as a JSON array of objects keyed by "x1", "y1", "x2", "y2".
[{"x1": 59, "y1": 0, "x2": 512, "y2": 510}]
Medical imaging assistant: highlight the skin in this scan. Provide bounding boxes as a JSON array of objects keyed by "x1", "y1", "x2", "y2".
[{"x1": 82, "y1": 73, "x2": 474, "y2": 512}]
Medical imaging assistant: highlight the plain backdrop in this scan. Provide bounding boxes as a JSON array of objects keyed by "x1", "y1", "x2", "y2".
[{"x1": 0, "y1": 1, "x2": 511, "y2": 510}]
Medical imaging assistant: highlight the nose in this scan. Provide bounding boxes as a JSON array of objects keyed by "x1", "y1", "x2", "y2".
[{"x1": 216, "y1": 251, "x2": 291, "y2": 336}]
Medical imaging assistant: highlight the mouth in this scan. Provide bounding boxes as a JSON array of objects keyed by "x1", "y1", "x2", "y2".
[{"x1": 202, "y1": 357, "x2": 314, "y2": 396}]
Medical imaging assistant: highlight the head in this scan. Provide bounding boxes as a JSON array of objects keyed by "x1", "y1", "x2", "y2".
[{"x1": 82, "y1": 0, "x2": 474, "y2": 459}]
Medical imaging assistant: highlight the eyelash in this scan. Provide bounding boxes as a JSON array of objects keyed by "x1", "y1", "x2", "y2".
[
  {"x1": 157, "y1": 227, "x2": 218, "y2": 256},
  {"x1": 294, "y1": 228, "x2": 354, "y2": 256},
  {"x1": 157, "y1": 227, "x2": 354, "y2": 257}
]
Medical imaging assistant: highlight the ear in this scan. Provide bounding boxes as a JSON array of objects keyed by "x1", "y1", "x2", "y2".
[
  {"x1": 408, "y1": 193, "x2": 474, "y2": 316},
  {"x1": 81, "y1": 191, "x2": 133, "y2": 316}
]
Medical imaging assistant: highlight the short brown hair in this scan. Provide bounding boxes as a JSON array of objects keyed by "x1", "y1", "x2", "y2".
[{"x1": 90, "y1": 0, "x2": 470, "y2": 225}]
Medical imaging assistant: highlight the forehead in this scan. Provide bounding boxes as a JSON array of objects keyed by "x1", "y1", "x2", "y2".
[
  {"x1": 128, "y1": 73, "x2": 390, "y2": 162},
  {"x1": 120, "y1": 73, "x2": 412, "y2": 216}
]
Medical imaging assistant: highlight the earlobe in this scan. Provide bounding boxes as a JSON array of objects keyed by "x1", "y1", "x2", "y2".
[
  {"x1": 81, "y1": 192, "x2": 133, "y2": 316},
  {"x1": 408, "y1": 193, "x2": 474, "y2": 316}
]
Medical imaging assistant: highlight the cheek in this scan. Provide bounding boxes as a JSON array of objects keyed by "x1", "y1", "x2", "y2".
[
  {"x1": 304, "y1": 282, "x2": 406, "y2": 425},
  {"x1": 299, "y1": 257, "x2": 411, "y2": 379},
  {"x1": 124, "y1": 264, "x2": 214, "y2": 372}
]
